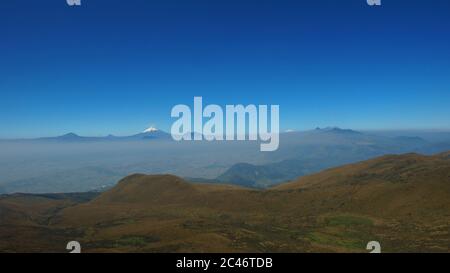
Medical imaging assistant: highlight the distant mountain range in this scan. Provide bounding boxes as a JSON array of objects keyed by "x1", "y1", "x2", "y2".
[
  {"x1": 4, "y1": 129, "x2": 235, "y2": 142},
  {"x1": 197, "y1": 127, "x2": 449, "y2": 188},
  {"x1": 1, "y1": 127, "x2": 450, "y2": 194},
  {"x1": 1, "y1": 151, "x2": 448, "y2": 252},
  {"x1": 0, "y1": 127, "x2": 440, "y2": 146},
  {"x1": 215, "y1": 159, "x2": 311, "y2": 188},
  {"x1": 34, "y1": 129, "x2": 173, "y2": 142}
]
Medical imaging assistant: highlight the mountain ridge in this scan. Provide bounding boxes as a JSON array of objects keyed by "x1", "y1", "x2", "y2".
[{"x1": 13, "y1": 129, "x2": 173, "y2": 142}]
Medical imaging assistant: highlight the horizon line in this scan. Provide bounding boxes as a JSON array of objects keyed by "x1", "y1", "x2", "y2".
[{"x1": 2, "y1": 127, "x2": 450, "y2": 140}]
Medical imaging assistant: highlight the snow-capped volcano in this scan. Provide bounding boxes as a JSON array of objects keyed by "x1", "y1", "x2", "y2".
[
  {"x1": 143, "y1": 126, "x2": 158, "y2": 133},
  {"x1": 134, "y1": 126, "x2": 171, "y2": 140}
]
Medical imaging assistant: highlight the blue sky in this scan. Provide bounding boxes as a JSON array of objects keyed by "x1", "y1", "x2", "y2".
[{"x1": 1, "y1": 0, "x2": 450, "y2": 138}]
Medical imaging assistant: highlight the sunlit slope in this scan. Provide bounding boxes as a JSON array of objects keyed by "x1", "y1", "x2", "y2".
[{"x1": 273, "y1": 152, "x2": 450, "y2": 220}]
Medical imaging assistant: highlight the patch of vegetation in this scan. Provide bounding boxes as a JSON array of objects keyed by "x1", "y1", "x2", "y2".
[
  {"x1": 306, "y1": 230, "x2": 367, "y2": 250},
  {"x1": 114, "y1": 236, "x2": 157, "y2": 247},
  {"x1": 304, "y1": 215, "x2": 376, "y2": 250},
  {"x1": 87, "y1": 235, "x2": 160, "y2": 249},
  {"x1": 325, "y1": 215, "x2": 373, "y2": 227}
]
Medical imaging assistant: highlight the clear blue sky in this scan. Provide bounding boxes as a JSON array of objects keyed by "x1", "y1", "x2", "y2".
[{"x1": 1, "y1": 0, "x2": 450, "y2": 138}]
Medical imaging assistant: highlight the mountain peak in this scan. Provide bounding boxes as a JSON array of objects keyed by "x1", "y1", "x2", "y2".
[
  {"x1": 59, "y1": 132, "x2": 80, "y2": 138},
  {"x1": 315, "y1": 127, "x2": 361, "y2": 134},
  {"x1": 143, "y1": 127, "x2": 158, "y2": 133}
]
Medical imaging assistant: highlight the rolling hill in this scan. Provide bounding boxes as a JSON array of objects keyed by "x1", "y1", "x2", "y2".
[{"x1": 0, "y1": 152, "x2": 448, "y2": 253}]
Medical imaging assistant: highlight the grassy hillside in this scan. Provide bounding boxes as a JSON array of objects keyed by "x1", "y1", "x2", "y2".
[
  {"x1": 0, "y1": 152, "x2": 448, "y2": 253},
  {"x1": 274, "y1": 152, "x2": 450, "y2": 219}
]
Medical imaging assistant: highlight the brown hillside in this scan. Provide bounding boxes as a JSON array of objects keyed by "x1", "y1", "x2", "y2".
[
  {"x1": 0, "y1": 152, "x2": 448, "y2": 253},
  {"x1": 272, "y1": 153, "x2": 450, "y2": 221},
  {"x1": 93, "y1": 174, "x2": 198, "y2": 204}
]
